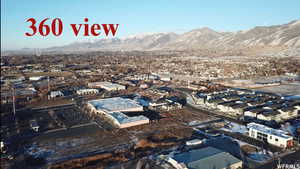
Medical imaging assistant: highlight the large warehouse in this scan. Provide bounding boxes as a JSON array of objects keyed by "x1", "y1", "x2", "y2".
[
  {"x1": 86, "y1": 97, "x2": 149, "y2": 128},
  {"x1": 87, "y1": 97, "x2": 144, "y2": 113},
  {"x1": 88, "y1": 82, "x2": 126, "y2": 91}
]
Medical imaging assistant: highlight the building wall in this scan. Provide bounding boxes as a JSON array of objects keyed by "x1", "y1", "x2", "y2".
[
  {"x1": 102, "y1": 85, "x2": 126, "y2": 91},
  {"x1": 119, "y1": 119, "x2": 149, "y2": 128},
  {"x1": 86, "y1": 102, "x2": 148, "y2": 128},
  {"x1": 257, "y1": 114, "x2": 274, "y2": 122},
  {"x1": 249, "y1": 128, "x2": 292, "y2": 148},
  {"x1": 76, "y1": 89, "x2": 98, "y2": 95},
  {"x1": 229, "y1": 161, "x2": 243, "y2": 169},
  {"x1": 50, "y1": 91, "x2": 64, "y2": 98},
  {"x1": 244, "y1": 111, "x2": 257, "y2": 118},
  {"x1": 116, "y1": 107, "x2": 144, "y2": 113}
]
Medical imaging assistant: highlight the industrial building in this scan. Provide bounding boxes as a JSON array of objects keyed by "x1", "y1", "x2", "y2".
[
  {"x1": 86, "y1": 97, "x2": 149, "y2": 128},
  {"x1": 163, "y1": 146, "x2": 242, "y2": 169},
  {"x1": 88, "y1": 82, "x2": 126, "y2": 91},
  {"x1": 247, "y1": 123, "x2": 293, "y2": 148}
]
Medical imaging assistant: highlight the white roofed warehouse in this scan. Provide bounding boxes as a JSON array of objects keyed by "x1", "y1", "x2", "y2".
[
  {"x1": 88, "y1": 82, "x2": 126, "y2": 91},
  {"x1": 86, "y1": 97, "x2": 149, "y2": 128},
  {"x1": 87, "y1": 97, "x2": 144, "y2": 113}
]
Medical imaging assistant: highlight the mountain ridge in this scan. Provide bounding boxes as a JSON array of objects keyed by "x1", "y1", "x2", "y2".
[
  {"x1": 2, "y1": 19, "x2": 300, "y2": 56},
  {"x1": 51, "y1": 19, "x2": 300, "y2": 51}
]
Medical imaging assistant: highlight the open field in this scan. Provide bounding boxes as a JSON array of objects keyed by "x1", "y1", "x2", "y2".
[
  {"x1": 25, "y1": 106, "x2": 215, "y2": 168},
  {"x1": 253, "y1": 82, "x2": 300, "y2": 96}
]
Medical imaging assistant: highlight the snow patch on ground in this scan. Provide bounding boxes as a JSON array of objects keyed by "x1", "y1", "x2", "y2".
[
  {"x1": 248, "y1": 151, "x2": 272, "y2": 162},
  {"x1": 220, "y1": 121, "x2": 248, "y2": 134},
  {"x1": 25, "y1": 144, "x2": 55, "y2": 159}
]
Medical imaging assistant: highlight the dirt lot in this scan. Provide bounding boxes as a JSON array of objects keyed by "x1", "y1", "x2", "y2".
[
  {"x1": 253, "y1": 82, "x2": 300, "y2": 96},
  {"x1": 30, "y1": 124, "x2": 132, "y2": 162},
  {"x1": 46, "y1": 107, "x2": 213, "y2": 169},
  {"x1": 164, "y1": 108, "x2": 214, "y2": 123},
  {"x1": 27, "y1": 98, "x2": 74, "y2": 108},
  {"x1": 48, "y1": 121, "x2": 193, "y2": 169},
  {"x1": 8, "y1": 102, "x2": 213, "y2": 169}
]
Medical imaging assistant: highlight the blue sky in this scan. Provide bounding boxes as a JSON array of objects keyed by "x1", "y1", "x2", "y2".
[{"x1": 1, "y1": 0, "x2": 299, "y2": 50}]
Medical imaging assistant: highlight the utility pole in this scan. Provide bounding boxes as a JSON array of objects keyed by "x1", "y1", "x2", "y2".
[
  {"x1": 12, "y1": 87, "x2": 16, "y2": 117},
  {"x1": 147, "y1": 61, "x2": 150, "y2": 80},
  {"x1": 48, "y1": 76, "x2": 50, "y2": 92},
  {"x1": 48, "y1": 76, "x2": 51, "y2": 100}
]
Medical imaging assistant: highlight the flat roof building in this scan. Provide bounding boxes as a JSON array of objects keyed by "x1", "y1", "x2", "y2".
[
  {"x1": 168, "y1": 146, "x2": 242, "y2": 169},
  {"x1": 76, "y1": 88, "x2": 99, "y2": 95},
  {"x1": 87, "y1": 97, "x2": 143, "y2": 113},
  {"x1": 88, "y1": 82, "x2": 126, "y2": 91},
  {"x1": 247, "y1": 122, "x2": 293, "y2": 148},
  {"x1": 49, "y1": 91, "x2": 64, "y2": 98},
  {"x1": 29, "y1": 76, "x2": 45, "y2": 81},
  {"x1": 86, "y1": 97, "x2": 148, "y2": 128}
]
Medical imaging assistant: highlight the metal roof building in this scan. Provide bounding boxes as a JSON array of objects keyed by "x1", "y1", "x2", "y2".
[
  {"x1": 108, "y1": 112, "x2": 149, "y2": 128},
  {"x1": 171, "y1": 147, "x2": 242, "y2": 169},
  {"x1": 88, "y1": 82, "x2": 125, "y2": 91},
  {"x1": 87, "y1": 97, "x2": 148, "y2": 128},
  {"x1": 88, "y1": 97, "x2": 144, "y2": 113}
]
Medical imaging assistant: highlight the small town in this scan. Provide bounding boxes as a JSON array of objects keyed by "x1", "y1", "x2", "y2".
[
  {"x1": 1, "y1": 0, "x2": 300, "y2": 169},
  {"x1": 1, "y1": 51, "x2": 300, "y2": 169}
]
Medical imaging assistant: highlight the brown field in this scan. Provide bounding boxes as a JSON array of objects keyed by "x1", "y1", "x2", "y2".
[{"x1": 46, "y1": 108, "x2": 207, "y2": 169}]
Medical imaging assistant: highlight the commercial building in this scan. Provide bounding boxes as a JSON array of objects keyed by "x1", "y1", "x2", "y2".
[
  {"x1": 159, "y1": 74, "x2": 172, "y2": 81},
  {"x1": 76, "y1": 89, "x2": 99, "y2": 95},
  {"x1": 29, "y1": 76, "x2": 45, "y2": 81},
  {"x1": 164, "y1": 146, "x2": 242, "y2": 169},
  {"x1": 87, "y1": 97, "x2": 144, "y2": 113},
  {"x1": 88, "y1": 82, "x2": 125, "y2": 91},
  {"x1": 49, "y1": 91, "x2": 64, "y2": 98},
  {"x1": 247, "y1": 123, "x2": 293, "y2": 148},
  {"x1": 86, "y1": 97, "x2": 149, "y2": 128},
  {"x1": 107, "y1": 111, "x2": 149, "y2": 128}
]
